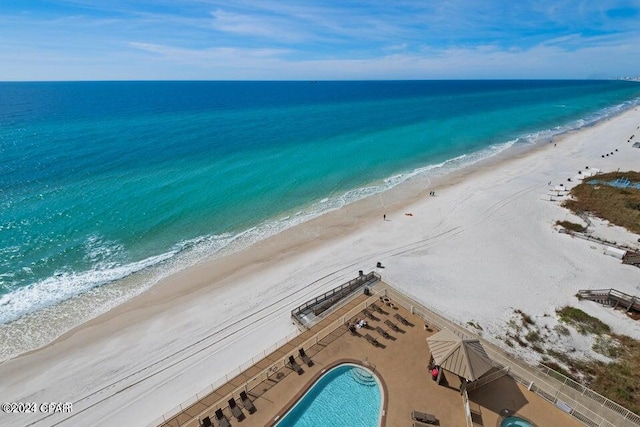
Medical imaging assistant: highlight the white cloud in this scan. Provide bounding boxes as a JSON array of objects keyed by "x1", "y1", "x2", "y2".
[
  {"x1": 1, "y1": 1, "x2": 640, "y2": 80},
  {"x1": 384, "y1": 43, "x2": 409, "y2": 52},
  {"x1": 128, "y1": 41, "x2": 289, "y2": 57},
  {"x1": 210, "y1": 9, "x2": 308, "y2": 42},
  {"x1": 123, "y1": 42, "x2": 290, "y2": 79},
  {"x1": 124, "y1": 34, "x2": 640, "y2": 80}
]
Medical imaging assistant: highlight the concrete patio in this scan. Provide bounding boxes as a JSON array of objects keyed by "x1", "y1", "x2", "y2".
[{"x1": 158, "y1": 287, "x2": 582, "y2": 427}]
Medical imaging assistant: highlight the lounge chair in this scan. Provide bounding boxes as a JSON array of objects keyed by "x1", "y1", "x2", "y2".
[
  {"x1": 363, "y1": 333, "x2": 380, "y2": 347},
  {"x1": 394, "y1": 313, "x2": 410, "y2": 326},
  {"x1": 412, "y1": 410, "x2": 438, "y2": 425},
  {"x1": 200, "y1": 416, "x2": 213, "y2": 427},
  {"x1": 240, "y1": 391, "x2": 256, "y2": 414},
  {"x1": 363, "y1": 309, "x2": 378, "y2": 320},
  {"x1": 375, "y1": 326, "x2": 392, "y2": 340},
  {"x1": 288, "y1": 355, "x2": 304, "y2": 375},
  {"x1": 384, "y1": 319, "x2": 400, "y2": 332},
  {"x1": 228, "y1": 398, "x2": 245, "y2": 421},
  {"x1": 299, "y1": 348, "x2": 314, "y2": 367},
  {"x1": 370, "y1": 303, "x2": 383, "y2": 313},
  {"x1": 215, "y1": 408, "x2": 231, "y2": 427}
]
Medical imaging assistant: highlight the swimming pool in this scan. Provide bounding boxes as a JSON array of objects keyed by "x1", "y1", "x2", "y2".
[
  {"x1": 501, "y1": 415, "x2": 535, "y2": 427},
  {"x1": 275, "y1": 363, "x2": 383, "y2": 427}
]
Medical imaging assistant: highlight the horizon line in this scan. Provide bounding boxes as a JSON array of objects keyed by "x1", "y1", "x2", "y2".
[{"x1": 0, "y1": 77, "x2": 630, "y2": 83}]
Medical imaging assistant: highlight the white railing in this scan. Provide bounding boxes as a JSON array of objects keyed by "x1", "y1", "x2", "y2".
[
  {"x1": 291, "y1": 272, "x2": 380, "y2": 328},
  {"x1": 149, "y1": 290, "x2": 383, "y2": 427},
  {"x1": 465, "y1": 366, "x2": 510, "y2": 392},
  {"x1": 146, "y1": 330, "x2": 299, "y2": 427},
  {"x1": 149, "y1": 279, "x2": 639, "y2": 427},
  {"x1": 462, "y1": 389, "x2": 473, "y2": 427},
  {"x1": 379, "y1": 282, "x2": 640, "y2": 427},
  {"x1": 536, "y1": 365, "x2": 640, "y2": 425},
  {"x1": 560, "y1": 227, "x2": 638, "y2": 253}
]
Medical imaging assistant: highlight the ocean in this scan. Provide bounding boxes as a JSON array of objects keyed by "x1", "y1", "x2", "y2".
[{"x1": 1, "y1": 80, "x2": 639, "y2": 360}]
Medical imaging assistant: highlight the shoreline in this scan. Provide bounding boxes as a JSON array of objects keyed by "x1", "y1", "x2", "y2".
[
  {"x1": 0, "y1": 112, "x2": 529, "y2": 362},
  {"x1": 1, "y1": 107, "x2": 640, "y2": 426},
  {"x1": 1, "y1": 117, "x2": 553, "y2": 362},
  {"x1": 0, "y1": 106, "x2": 633, "y2": 362},
  {"x1": 0, "y1": 101, "x2": 619, "y2": 362}
]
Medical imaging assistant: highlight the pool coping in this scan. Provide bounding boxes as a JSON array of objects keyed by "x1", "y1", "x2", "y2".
[
  {"x1": 267, "y1": 358, "x2": 389, "y2": 427},
  {"x1": 497, "y1": 409, "x2": 537, "y2": 427}
]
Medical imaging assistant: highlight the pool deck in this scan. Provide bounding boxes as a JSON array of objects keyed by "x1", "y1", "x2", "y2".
[
  {"x1": 468, "y1": 375, "x2": 582, "y2": 427},
  {"x1": 157, "y1": 284, "x2": 583, "y2": 427}
]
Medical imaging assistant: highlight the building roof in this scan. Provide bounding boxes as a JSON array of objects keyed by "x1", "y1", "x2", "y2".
[{"x1": 427, "y1": 329, "x2": 493, "y2": 381}]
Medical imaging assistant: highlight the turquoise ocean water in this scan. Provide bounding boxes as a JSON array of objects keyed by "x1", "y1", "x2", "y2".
[{"x1": 1, "y1": 80, "x2": 640, "y2": 349}]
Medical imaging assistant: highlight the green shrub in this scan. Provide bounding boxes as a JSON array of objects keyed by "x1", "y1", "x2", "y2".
[
  {"x1": 515, "y1": 309, "x2": 535, "y2": 326},
  {"x1": 593, "y1": 336, "x2": 621, "y2": 358},
  {"x1": 554, "y1": 324, "x2": 571, "y2": 336},
  {"x1": 466, "y1": 321, "x2": 483, "y2": 331},
  {"x1": 555, "y1": 220, "x2": 586, "y2": 232},
  {"x1": 526, "y1": 330, "x2": 542, "y2": 343},
  {"x1": 556, "y1": 306, "x2": 610, "y2": 335},
  {"x1": 563, "y1": 171, "x2": 640, "y2": 234}
]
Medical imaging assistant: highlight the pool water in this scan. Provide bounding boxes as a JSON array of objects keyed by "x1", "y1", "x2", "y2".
[
  {"x1": 501, "y1": 415, "x2": 535, "y2": 427},
  {"x1": 275, "y1": 364, "x2": 382, "y2": 427}
]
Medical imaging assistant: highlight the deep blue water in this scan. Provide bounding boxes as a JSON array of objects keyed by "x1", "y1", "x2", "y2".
[{"x1": 1, "y1": 80, "x2": 640, "y2": 325}]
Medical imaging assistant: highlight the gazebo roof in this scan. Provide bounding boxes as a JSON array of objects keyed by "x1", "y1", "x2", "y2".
[{"x1": 426, "y1": 329, "x2": 493, "y2": 381}]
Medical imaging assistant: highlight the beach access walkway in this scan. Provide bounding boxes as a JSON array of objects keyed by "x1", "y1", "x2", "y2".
[{"x1": 578, "y1": 288, "x2": 640, "y2": 313}]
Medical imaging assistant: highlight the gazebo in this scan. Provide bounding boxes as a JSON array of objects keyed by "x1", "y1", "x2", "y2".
[{"x1": 426, "y1": 329, "x2": 493, "y2": 384}]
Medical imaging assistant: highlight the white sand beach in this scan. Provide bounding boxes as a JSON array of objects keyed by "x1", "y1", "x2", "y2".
[{"x1": 1, "y1": 108, "x2": 640, "y2": 427}]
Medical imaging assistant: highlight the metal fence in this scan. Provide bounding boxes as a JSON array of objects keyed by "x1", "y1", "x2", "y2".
[
  {"x1": 559, "y1": 227, "x2": 638, "y2": 254},
  {"x1": 536, "y1": 364, "x2": 640, "y2": 425},
  {"x1": 149, "y1": 278, "x2": 640, "y2": 427},
  {"x1": 379, "y1": 281, "x2": 640, "y2": 427},
  {"x1": 149, "y1": 290, "x2": 382, "y2": 427},
  {"x1": 465, "y1": 366, "x2": 510, "y2": 392},
  {"x1": 147, "y1": 330, "x2": 299, "y2": 427},
  {"x1": 291, "y1": 271, "x2": 380, "y2": 328},
  {"x1": 578, "y1": 288, "x2": 640, "y2": 311},
  {"x1": 462, "y1": 389, "x2": 473, "y2": 427}
]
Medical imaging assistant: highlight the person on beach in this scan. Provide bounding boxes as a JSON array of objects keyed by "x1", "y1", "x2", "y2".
[{"x1": 383, "y1": 214, "x2": 386, "y2": 221}]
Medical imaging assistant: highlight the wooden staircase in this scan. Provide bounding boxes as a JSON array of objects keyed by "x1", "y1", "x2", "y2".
[
  {"x1": 623, "y1": 251, "x2": 640, "y2": 267},
  {"x1": 578, "y1": 288, "x2": 640, "y2": 312}
]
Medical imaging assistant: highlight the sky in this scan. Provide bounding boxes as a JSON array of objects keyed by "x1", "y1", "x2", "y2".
[{"x1": 1, "y1": 0, "x2": 639, "y2": 80}]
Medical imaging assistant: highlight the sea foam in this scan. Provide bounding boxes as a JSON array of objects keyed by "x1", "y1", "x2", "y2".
[{"x1": 1, "y1": 81, "x2": 639, "y2": 361}]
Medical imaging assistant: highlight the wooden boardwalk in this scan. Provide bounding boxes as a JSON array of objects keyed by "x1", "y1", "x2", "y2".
[
  {"x1": 623, "y1": 251, "x2": 640, "y2": 267},
  {"x1": 578, "y1": 288, "x2": 640, "y2": 312}
]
